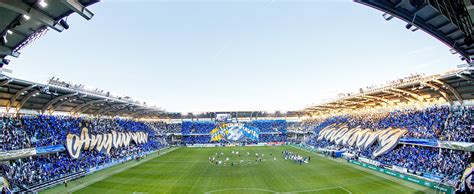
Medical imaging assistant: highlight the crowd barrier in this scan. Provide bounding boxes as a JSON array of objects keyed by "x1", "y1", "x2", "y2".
[
  {"x1": 0, "y1": 145, "x2": 65, "y2": 161},
  {"x1": 400, "y1": 138, "x2": 474, "y2": 152},
  {"x1": 349, "y1": 160, "x2": 453, "y2": 193}
]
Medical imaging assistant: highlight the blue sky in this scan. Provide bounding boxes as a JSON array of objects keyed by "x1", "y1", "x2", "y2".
[{"x1": 8, "y1": 0, "x2": 462, "y2": 112}]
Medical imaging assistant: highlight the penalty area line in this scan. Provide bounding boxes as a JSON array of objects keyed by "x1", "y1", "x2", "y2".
[
  {"x1": 281, "y1": 186, "x2": 351, "y2": 194},
  {"x1": 204, "y1": 188, "x2": 276, "y2": 193},
  {"x1": 338, "y1": 186, "x2": 353, "y2": 194},
  {"x1": 204, "y1": 186, "x2": 351, "y2": 194}
]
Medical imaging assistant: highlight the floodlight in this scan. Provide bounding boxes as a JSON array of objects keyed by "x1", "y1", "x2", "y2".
[
  {"x1": 39, "y1": 0, "x2": 48, "y2": 8},
  {"x1": 59, "y1": 19, "x2": 69, "y2": 29},
  {"x1": 405, "y1": 23, "x2": 418, "y2": 32},
  {"x1": 382, "y1": 13, "x2": 393, "y2": 21}
]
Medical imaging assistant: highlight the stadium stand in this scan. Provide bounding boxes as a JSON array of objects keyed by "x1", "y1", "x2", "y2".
[
  {"x1": 304, "y1": 105, "x2": 473, "y2": 183},
  {"x1": 0, "y1": 66, "x2": 472, "y2": 192},
  {"x1": 298, "y1": 66, "x2": 474, "y2": 191},
  {"x1": 145, "y1": 121, "x2": 181, "y2": 134},
  {"x1": 1, "y1": 116, "x2": 166, "y2": 192},
  {"x1": 181, "y1": 121, "x2": 215, "y2": 134},
  {"x1": 374, "y1": 145, "x2": 470, "y2": 181},
  {"x1": 244, "y1": 120, "x2": 287, "y2": 133},
  {"x1": 0, "y1": 69, "x2": 472, "y2": 192},
  {"x1": 0, "y1": 1, "x2": 473, "y2": 192},
  {"x1": 179, "y1": 120, "x2": 289, "y2": 144}
]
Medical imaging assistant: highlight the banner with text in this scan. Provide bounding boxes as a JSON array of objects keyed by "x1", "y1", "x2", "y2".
[
  {"x1": 66, "y1": 127, "x2": 148, "y2": 159},
  {"x1": 210, "y1": 123, "x2": 259, "y2": 142},
  {"x1": 317, "y1": 125, "x2": 407, "y2": 157}
]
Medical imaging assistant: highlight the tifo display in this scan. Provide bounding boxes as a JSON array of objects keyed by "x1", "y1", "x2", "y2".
[
  {"x1": 0, "y1": 1, "x2": 474, "y2": 193},
  {"x1": 0, "y1": 105, "x2": 472, "y2": 193}
]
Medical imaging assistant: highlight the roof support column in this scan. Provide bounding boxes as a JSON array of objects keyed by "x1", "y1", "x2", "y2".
[
  {"x1": 432, "y1": 79, "x2": 463, "y2": 105},
  {"x1": 41, "y1": 93, "x2": 77, "y2": 114},
  {"x1": 6, "y1": 84, "x2": 35, "y2": 112},
  {"x1": 15, "y1": 89, "x2": 39, "y2": 114}
]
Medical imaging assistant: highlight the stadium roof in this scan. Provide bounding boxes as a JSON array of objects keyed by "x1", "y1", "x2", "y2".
[
  {"x1": 176, "y1": 111, "x2": 301, "y2": 120},
  {"x1": 2, "y1": 64, "x2": 473, "y2": 119},
  {"x1": 0, "y1": 75, "x2": 166, "y2": 118},
  {"x1": 0, "y1": 75, "x2": 300, "y2": 119},
  {"x1": 0, "y1": 0, "x2": 98, "y2": 66},
  {"x1": 355, "y1": 0, "x2": 474, "y2": 62},
  {"x1": 302, "y1": 65, "x2": 474, "y2": 116}
]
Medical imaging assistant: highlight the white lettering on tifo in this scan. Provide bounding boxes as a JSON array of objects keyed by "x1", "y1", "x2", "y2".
[
  {"x1": 373, "y1": 128, "x2": 407, "y2": 157},
  {"x1": 66, "y1": 127, "x2": 148, "y2": 159},
  {"x1": 317, "y1": 125, "x2": 407, "y2": 157}
]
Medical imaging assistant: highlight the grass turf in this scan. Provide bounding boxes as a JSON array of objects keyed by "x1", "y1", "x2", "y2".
[{"x1": 43, "y1": 146, "x2": 437, "y2": 194}]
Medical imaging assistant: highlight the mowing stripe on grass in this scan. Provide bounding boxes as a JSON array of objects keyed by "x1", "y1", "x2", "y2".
[
  {"x1": 289, "y1": 145, "x2": 431, "y2": 193},
  {"x1": 42, "y1": 147, "x2": 179, "y2": 194},
  {"x1": 50, "y1": 146, "x2": 429, "y2": 193},
  {"x1": 70, "y1": 147, "x2": 179, "y2": 193},
  {"x1": 204, "y1": 186, "x2": 352, "y2": 194},
  {"x1": 204, "y1": 187, "x2": 276, "y2": 193}
]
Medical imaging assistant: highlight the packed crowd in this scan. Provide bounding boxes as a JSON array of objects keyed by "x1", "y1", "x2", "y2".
[
  {"x1": 304, "y1": 105, "x2": 473, "y2": 182},
  {"x1": 3, "y1": 142, "x2": 161, "y2": 191},
  {"x1": 305, "y1": 106, "x2": 472, "y2": 142},
  {"x1": 259, "y1": 134, "x2": 287, "y2": 142},
  {"x1": 0, "y1": 115, "x2": 171, "y2": 152},
  {"x1": 145, "y1": 121, "x2": 181, "y2": 134},
  {"x1": 0, "y1": 118, "x2": 295, "y2": 146},
  {"x1": 1, "y1": 115, "x2": 83, "y2": 151},
  {"x1": 1, "y1": 117, "x2": 30, "y2": 151},
  {"x1": 439, "y1": 106, "x2": 472, "y2": 142},
  {"x1": 181, "y1": 135, "x2": 211, "y2": 144},
  {"x1": 3, "y1": 105, "x2": 470, "y2": 188},
  {"x1": 0, "y1": 115, "x2": 166, "y2": 191},
  {"x1": 244, "y1": 120, "x2": 287, "y2": 133},
  {"x1": 286, "y1": 119, "x2": 322, "y2": 132},
  {"x1": 179, "y1": 120, "x2": 289, "y2": 144},
  {"x1": 181, "y1": 121, "x2": 215, "y2": 134},
  {"x1": 371, "y1": 145, "x2": 471, "y2": 180}
]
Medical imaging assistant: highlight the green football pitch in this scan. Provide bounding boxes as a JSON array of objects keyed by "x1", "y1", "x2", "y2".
[{"x1": 43, "y1": 146, "x2": 438, "y2": 194}]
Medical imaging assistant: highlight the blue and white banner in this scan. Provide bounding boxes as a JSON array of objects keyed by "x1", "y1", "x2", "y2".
[
  {"x1": 210, "y1": 123, "x2": 259, "y2": 142},
  {"x1": 0, "y1": 145, "x2": 65, "y2": 161},
  {"x1": 236, "y1": 125, "x2": 259, "y2": 141},
  {"x1": 399, "y1": 138, "x2": 474, "y2": 152}
]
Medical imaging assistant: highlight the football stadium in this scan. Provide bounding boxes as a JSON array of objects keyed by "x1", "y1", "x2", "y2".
[{"x1": 0, "y1": 0, "x2": 474, "y2": 193}]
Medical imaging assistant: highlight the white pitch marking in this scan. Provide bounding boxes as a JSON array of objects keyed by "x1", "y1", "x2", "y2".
[
  {"x1": 204, "y1": 188, "x2": 277, "y2": 194},
  {"x1": 338, "y1": 186, "x2": 353, "y2": 194},
  {"x1": 204, "y1": 186, "x2": 351, "y2": 194},
  {"x1": 281, "y1": 186, "x2": 350, "y2": 193}
]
